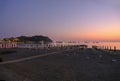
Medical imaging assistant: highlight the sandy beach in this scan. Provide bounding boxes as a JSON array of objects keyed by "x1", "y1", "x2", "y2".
[{"x1": 0, "y1": 47, "x2": 120, "y2": 81}]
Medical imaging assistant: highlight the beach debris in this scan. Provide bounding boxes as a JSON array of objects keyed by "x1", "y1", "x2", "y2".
[
  {"x1": 86, "y1": 56, "x2": 90, "y2": 59},
  {"x1": 92, "y1": 45, "x2": 99, "y2": 50},
  {"x1": 99, "y1": 55, "x2": 102, "y2": 58},
  {"x1": 79, "y1": 44, "x2": 88, "y2": 49},
  {"x1": 73, "y1": 52, "x2": 76, "y2": 56},
  {"x1": 66, "y1": 54, "x2": 69, "y2": 57},
  {"x1": 0, "y1": 57, "x2": 3, "y2": 62},
  {"x1": 114, "y1": 46, "x2": 116, "y2": 51},
  {"x1": 112, "y1": 59, "x2": 117, "y2": 62},
  {"x1": 23, "y1": 78, "x2": 32, "y2": 81}
]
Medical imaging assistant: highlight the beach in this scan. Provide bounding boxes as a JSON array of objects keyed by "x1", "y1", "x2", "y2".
[{"x1": 0, "y1": 47, "x2": 120, "y2": 81}]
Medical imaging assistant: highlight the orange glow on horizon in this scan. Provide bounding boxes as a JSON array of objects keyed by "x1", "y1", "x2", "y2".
[{"x1": 62, "y1": 25, "x2": 120, "y2": 40}]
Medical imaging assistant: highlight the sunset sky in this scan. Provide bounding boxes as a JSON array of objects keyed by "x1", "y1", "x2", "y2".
[{"x1": 0, "y1": 0, "x2": 120, "y2": 41}]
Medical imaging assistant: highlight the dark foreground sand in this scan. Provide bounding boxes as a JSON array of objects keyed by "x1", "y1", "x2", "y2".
[{"x1": 0, "y1": 48, "x2": 120, "y2": 81}]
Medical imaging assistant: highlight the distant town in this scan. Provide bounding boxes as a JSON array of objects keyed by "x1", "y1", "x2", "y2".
[{"x1": 0, "y1": 35, "x2": 53, "y2": 48}]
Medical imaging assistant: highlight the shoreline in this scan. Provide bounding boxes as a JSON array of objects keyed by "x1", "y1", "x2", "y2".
[{"x1": 0, "y1": 47, "x2": 120, "y2": 81}]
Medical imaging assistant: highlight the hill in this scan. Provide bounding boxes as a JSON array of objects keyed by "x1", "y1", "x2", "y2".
[{"x1": 3, "y1": 35, "x2": 52, "y2": 44}]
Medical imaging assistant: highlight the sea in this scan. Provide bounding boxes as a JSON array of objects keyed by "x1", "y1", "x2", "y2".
[
  {"x1": 17, "y1": 41, "x2": 120, "y2": 50},
  {"x1": 86, "y1": 42, "x2": 120, "y2": 50},
  {"x1": 54, "y1": 41, "x2": 120, "y2": 50}
]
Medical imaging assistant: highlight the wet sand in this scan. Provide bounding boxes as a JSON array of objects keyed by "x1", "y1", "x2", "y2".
[{"x1": 0, "y1": 47, "x2": 120, "y2": 81}]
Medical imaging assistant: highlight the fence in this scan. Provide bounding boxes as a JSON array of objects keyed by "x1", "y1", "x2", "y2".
[{"x1": 0, "y1": 43, "x2": 17, "y2": 48}]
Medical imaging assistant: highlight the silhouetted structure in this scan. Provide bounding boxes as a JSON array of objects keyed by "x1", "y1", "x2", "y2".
[
  {"x1": 0, "y1": 43, "x2": 16, "y2": 48},
  {"x1": 79, "y1": 45, "x2": 88, "y2": 49}
]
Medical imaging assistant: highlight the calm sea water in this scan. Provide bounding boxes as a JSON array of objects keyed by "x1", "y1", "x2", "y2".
[
  {"x1": 84, "y1": 42, "x2": 120, "y2": 50},
  {"x1": 17, "y1": 41, "x2": 120, "y2": 50},
  {"x1": 55, "y1": 42, "x2": 120, "y2": 50}
]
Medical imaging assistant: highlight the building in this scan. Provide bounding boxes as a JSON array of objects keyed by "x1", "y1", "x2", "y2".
[
  {"x1": 0, "y1": 43, "x2": 17, "y2": 48},
  {"x1": 79, "y1": 44, "x2": 88, "y2": 48}
]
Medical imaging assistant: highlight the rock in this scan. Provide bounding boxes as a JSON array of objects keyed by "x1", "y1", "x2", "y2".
[
  {"x1": 112, "y1": 59, "x2": 117, "y2": 62},
  {"x1": 0, "y1": 58, "x2": 2, "y2": 62}
]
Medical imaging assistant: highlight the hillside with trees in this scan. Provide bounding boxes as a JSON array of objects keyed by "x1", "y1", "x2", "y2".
[{"x1": 2, "y1": 35, "x2": 53, "y2": 44}]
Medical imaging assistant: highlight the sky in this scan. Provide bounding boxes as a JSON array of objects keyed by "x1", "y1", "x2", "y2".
[{"x1": 0, "y1": 0, "x2": 120, "y2": 41}]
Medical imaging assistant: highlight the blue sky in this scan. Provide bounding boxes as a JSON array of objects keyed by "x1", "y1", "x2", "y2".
[{"x1": 0, "y1": 0, "x2": 120, "y2": 40}]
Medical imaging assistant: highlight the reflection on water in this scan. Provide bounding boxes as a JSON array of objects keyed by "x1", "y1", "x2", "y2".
[
  {"x1": 87, "y1": 42, "x2": 120, "y2": 50},
  {"x1": 55, "y1": 41, "x2": 120, "y2": 50},
  {"x1": 17, "y1": 41, "x2": 120, "y2": 50}
]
